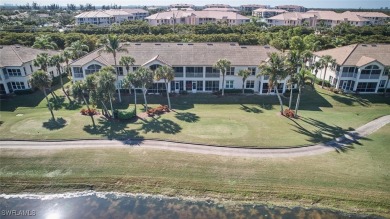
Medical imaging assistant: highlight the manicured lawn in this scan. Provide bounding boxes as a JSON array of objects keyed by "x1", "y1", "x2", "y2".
[
  {"x1": 1, "y1": 124, "x2": 389, "y2": 217},
  {"x1": 1, "y1": 83, "x2": 389, "y2": 147}
]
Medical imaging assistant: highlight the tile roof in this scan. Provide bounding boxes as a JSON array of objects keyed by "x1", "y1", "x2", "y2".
[
  {"x1": 75, "y1": 9, "x2": 148, "y2": 18},
  {"x1": 0, "y1": 45, "x2": 60, "y2": 67},
  {"x1": 146, "y1": 11, "x2": 249, "y2": 20},
  {"x1": 203, "y1": 8, "x2": 239, "y2": 12},
  {"x1": 253, "y1": 8, "x2": 287, "y2": 13},
  {"x1": 314, "y1": 44, "x2": 390, "y2": 66},
  {"x1": 70, "y1": 43, "x2": 278, "y2": 67}
]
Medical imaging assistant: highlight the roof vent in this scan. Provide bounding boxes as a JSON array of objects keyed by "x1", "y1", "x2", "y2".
[
  {"x1": 362, "y1": 44, "x2": 367, "y2": 47},
  {"x1": 207, "y1": 43, "x2": 213, "y2": 46},
  {"x1": 135, "y1": 43, "x2": 141, "y2": 45},
  {"x1": 264, "y1": 45, "x2": 270, "y2": 49},
  {"x1": 188, "y1": 43, "x2": 194, "y2": 45},
  {"x1": 155, "y1": 43, "x2": 161, "y2": 45},
  {"x1": 230, "y1": 43, "x2": 236, "y2": 46},
  {"x1": 372, "y1": 44, "x2": 377, "y2": 47},
  {"x1": 15, "y1": 45, "x2": 20, "y2": 48},
  {"x1": 0, "y1": 46, "x2": 3, "y2": 49},
  {"x1": 241, "y1": 46, "x2": 247, "y2": 49},
  {"x1": 177, "y1": 43, "x2": 183, "y2": 45}
]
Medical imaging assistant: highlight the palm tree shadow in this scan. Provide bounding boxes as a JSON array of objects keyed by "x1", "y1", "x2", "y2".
[
  {"x1": 140, "y1": 118, "x2": 182, "y2": 134},
  {"x1": 48, "y1": 96, "x2": 65, "y2": 110},
  {"x1": 290, "y1": 117, "x2": 371, "y2": 153},
  {"x1": 240, "y1": 104, "x2": 263, "y2": 113},
  {"x1": 42, "y1": 117, "x2": 67, "y2": 130},
  {"x1": 174, "y1": 112, "x2": 200, "y2": 122}
]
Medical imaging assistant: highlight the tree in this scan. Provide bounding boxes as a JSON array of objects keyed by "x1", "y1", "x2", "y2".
[
  {"x1": 29, "y1": 70, "x2": 55, "y2": 120},
  {"x1": 294, "y1": 68, "x2": 313, "y2": 117},
  {"x1": 99, "y1": 34, "x2": 128, "y2": 103},
  {"x1": 49, "y1": 54, "x2": 69, "y2": 99},
  {"x1": 383, "y1": 66, "x2": 390, "y2": 96},
  {"x1": 119, "y1": 55, "x2": 135, "y2": 92},
  {"x1": 285, "y1": 50, "x2": 301, "y2": 109},
  {"x1": 68, "y1": 40, "x2": 89, "y2": 59},
  {"x1": 33, "y1": 53, "x2": 51, "y2": 72},
  {"x1": 62, "y1": 48, "x2": 73, "y2": 76},
  {"x1": 123, "y1": 72, "x2": 140, "y2": 111},
  {"x1": 155, "y1": 65, "x2": 175, "y2": 109},
  {"x1": 238, "y1": 69, "x2": 251, "y2": 94},
  {"x1": 213, "y1": 58, "x2": 231, "y2": 96},
  {"x1": 71, "y1": 81, "x2": 96, "y2": 127},
  {"x1": 258, "y1": 52, "x2": 288, "y2": 115},
  {"x1": 311, "y1": 60, "x2": 323, "y2": 86},
  {"x1": 96, "y1": 67, "x2": 117, "y2": 116},
  {"x1": 319, "y1": 55, "x2": 336, "y2": 89},
  {"x1": 32, "y1": 35, "x2": 58, "y2": 50},
  {"x1": 134, "y1": 67, "x2": 154, "y2": 112}
]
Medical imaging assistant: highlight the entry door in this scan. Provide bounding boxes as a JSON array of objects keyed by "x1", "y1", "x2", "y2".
[
  {"x1": 175, "y1": 82, "x2": 180, "y2": 93},
  {"x1": 342, "y1": 81, "x2": 347, "y2": 90},
  {"x1": 192, "y1": 81, "x2": 197, "y2": 93}
]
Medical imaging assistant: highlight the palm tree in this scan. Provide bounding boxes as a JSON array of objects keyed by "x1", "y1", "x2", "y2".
[
  {"x1": 62, "y1": 48, "x2": 73, "y2": 76},
  {"x1": 213, "y1": 58, "x2": 231, "y2": 96},
  {"x1": 68, "y1": 40, "x2": 89, "y2": 59},
  {"x1": 258, "y1": 52, "x2": 288, "y2": 115},
  {"x1": 119, "y1": 55, "x2": 135, "y2": 93},
  {"x1": 311, "y1": 60, "x2": 323, "y2": 86},
  {"x1": 123, "y1": 72, "x2": 139, "y2": 111},
  {"x1": 33, "y1": 53, "x2": 51, "y2": 72},
  {"x1": 319, "y1": 55, "x2": 336, "y2": 89},
  {"x1": 383, "y1": 66, "x2": 390, "y2": 96},
  {"x1": 32, "y1": 35, "x2": 58, "y2": 50},
  {"x1": 294, "y1": 68, "x2": 314, "y2": 117},
  {"x1": 155, "y1": 66, "x2": 175, "y2": 109},
  {"x1": 72, "y1": 81, "x2": 96, "y2": 127},
  {"x1": 96, "y1": 67, "x2": 117, "y2": 116},
  {"x1": 29, "y1": 70, "x2": 55, "y2": 120},
  {"x1": 134, "y1": 67, "x2": 154, "y2": 112},
  {"x1": 98, "y1": 34, "x2": 128, "y2": 103},
  {"x1": 49, "y1": 54, "x2": 68, "y2": 97},
  {"x1": 238, "y1": 69, "x2": 251, "y2": 94},
  {"x1": 286, "y1": 50, "x2": 301, "y2": 109}
]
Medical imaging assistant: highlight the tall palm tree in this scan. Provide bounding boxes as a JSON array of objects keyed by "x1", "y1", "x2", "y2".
[
  {"x1": 49, "y1": 54, "x2": 67, "y2": 96},
  {"x1": 29, "y1": 70, "x2": 55, "y2": 120},
  {"x1": 319, "y1": 55, "x2": 336, "y2": 89},
  {"x1": 238, "y1": 69, "x2": 251, "y2": 94},
  {"x1": 258, "y1": 52, "x2": 288, "y2": 115},
  {"x1": 294, "y1": 68, "x2": 313, "y2": 117},
  {"x1": 32, "y1": 35, "x2": 58, "y2": 50},
  {"x1": 96, "y1": 67, "x2": 117, "y2": 116},
  {"x1": 72, "y1": 81, "x2": 96, "y2": 128},
  {"x1": 311, "y1": 60, "x2": 323, "y2": 86},
  {"x1": 98, "y1": 34, "x2": 128, "y2": 103},
  {"x1": 62, "y1": 48, "x2": 73, "y2": 76},
  {"x1": 213, "y1": 58, "x2": 231, "y2": 96},
  {"x1": 68, "y1": 40, "x2": 89, "y2": 59},
  {"x1": 123, "y1": 72, "x2": 139, "y2": 111},
  {"x1": 134, "y1": 67, "x2": 154, "y2": 112},
  {"x1": 33, "y1": 53, "x2": 51, "y2": 72},
  {"x1": 155, "y1": 65, "x2": 175, "y2": 109},
  {"x1": 286, "y1": 50, "x2": 301, "y2": 109},
  {"x1": 119, "y1": 55, "x2": 135, "y2": 93}
]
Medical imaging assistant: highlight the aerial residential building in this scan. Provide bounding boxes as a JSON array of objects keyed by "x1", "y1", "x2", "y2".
[
  {"x1": 313, "y1": 44, "x2": 390, "y2": 93},
  {"x1": 240, "y1": 4, "x2": 269, "y2": 12},
  {"x1": 146, "y1": 11, "x2": 250, "y2": 26},
  {"x1": 203, "y1": 7, "x2": 239, "y2": 12},
  {"x1": 204, "y1": 4, "x2": 232, "y2": 8},
  {"x1": 275, "y1": 5, "x2": 307, "y2": 12},
  {"x1": 252, "y1": 8, "x2": 287, "y2": 18},
  {"x1": 266, "y1": 12, "x2": 317, "y2": 27},
  {"x1": 0, "y1": 45, "x2": 60, "y2": 95},
  {"x1": 74, "y1": 9, "x2": 149, "y2": 26},
  {"x1": 69, "y1": 43, "x2": 289, "y2": 94},
  {"x1": 169, "y1": 4, "x2": 195, "y2": 10}
]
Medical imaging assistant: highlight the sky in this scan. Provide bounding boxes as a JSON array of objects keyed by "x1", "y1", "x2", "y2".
[{"x1": 3, "y1": 0, "x2": 390, "y2": 9}]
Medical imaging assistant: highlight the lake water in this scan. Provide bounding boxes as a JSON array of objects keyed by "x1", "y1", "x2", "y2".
[{"x1": 0, "y1": 192, "x2": 383, "y2": 219}]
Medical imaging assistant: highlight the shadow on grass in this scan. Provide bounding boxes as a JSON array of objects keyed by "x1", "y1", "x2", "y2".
[
  {"x1": 320, "y1": 91, "x2": 371, "y2": 107},
  {"x1": 174, "y1": 112, "x2": 200, "y2": 122},
  {"x1": 141, "y1": 118, "x2": 182, "y2": 134},
  {"x1": 83, "y1": 117, "x2": 144, "y2": 142},
  {"x1": 240, "y1": 104, "x2": 263, "y2": 113},
  {"x1": 42, "y1": 117, "x2": 67, "y2": 130},
  {"x1": 290, "y1": 117, "x2": 371, "y2": 153},
  {"x1": 49, "y1": 96, "x2": 66, "y2": 110}
]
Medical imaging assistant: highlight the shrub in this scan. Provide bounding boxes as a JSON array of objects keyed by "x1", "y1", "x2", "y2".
[
  {"x1": 283, "y1": 108, "x2": 295, "y2": 118},
  {"x1": 214, "y1": 89, "x2": 254, "y2": 95},
  {"x1": 315, "y1": 78, "x2": 330, "y2": 87},
  {"x1": 117, "y1": 107, "x2": 136, "y2": 120},
  {"x1": 147, "y1": 105, "x2": 169, "y2": 116},
  {"x1": 80, "y1": 108, "x2": 98, "y2": 116},
  {"x1": 14, "y1": 89, "x2": 35, "y2": 95},
  {"x1": 179, "y1": 90, "x2": 188, "y2": 95}
]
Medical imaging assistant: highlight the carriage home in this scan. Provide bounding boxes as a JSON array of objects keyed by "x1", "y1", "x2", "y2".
[
  {"x1": 75, "y1": 9, "x2": 149, "y2": 26},
  {"x1": 313, "y1": 44, "x2": 390, "y2": 93},
  {"x1": 0, "y1": 45, "x2": 60, "y2": 95},
  {"x1": 69, "y1": 43, "x2": 290, "y2": 94}
]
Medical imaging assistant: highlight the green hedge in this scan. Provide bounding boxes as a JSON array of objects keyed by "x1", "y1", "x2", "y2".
[
  {"x1": 315, "y1": 78, "x2": 331, "y2": 87},
  {"x1": 214, "y1": 89, "x2": 254, "y2": 95},
  {"x1": 14, "y1": 89, "x2": 35, "y2": 95},
  {"x1": 115, "y1": 107, "x2": 136, "y2": 120}
]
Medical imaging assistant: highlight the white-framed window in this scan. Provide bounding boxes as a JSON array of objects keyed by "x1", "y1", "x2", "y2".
[
  {"x1": 11, "y1": 81, "x2": 26, "y2": 90},
  {"x1": 225, "y1": 80, "x2": 234, "y2": 89},
  {"x1": 379, "y1": 80, "x2": 386, "y2": 88},
  {"x1": 248, "y1": 67, "x2": 256, "y2": 75},
  {"x1": 7, "y1": 68, "x2": 22, "y2": 77},
  {"x1": 85, "y1": 64, "x2": 102, "y2": 75},
  {"x1": 30, "y1": 65, "x2": 33, "y2": 73},
  {"x1": 360, "y1": 65, "x2": 381, "y2": 79},
  {"x1": 116, "y1": 67, "x2": 124, "y2": 76},
  {"x1": 205, "y1": 81, "x2": 219, "y2": 91},
  {"x1": 133, "y1": 66, "x2": 139, "y2": 72},
  {"x1": 73, "y1": 67, "x2": 83, "y2": 78},
  {"x1": 226, "y1": 67, "x2": 235, "y2": 75},
  {"x1": 246, "y1": 80, "x2": 255, "y2": 88},
  {"x1": 49, "y1": 71, "x2": 54, "y2": 77}
]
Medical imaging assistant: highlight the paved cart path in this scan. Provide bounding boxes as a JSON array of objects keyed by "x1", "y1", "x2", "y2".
[{"x1": 1, "y1": 115, "x2": 389, "y2": 158}]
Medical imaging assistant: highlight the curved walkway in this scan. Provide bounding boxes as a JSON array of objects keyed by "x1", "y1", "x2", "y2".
[{"x1": 1, "y1": 115, "x2": 389, "y2": 158}]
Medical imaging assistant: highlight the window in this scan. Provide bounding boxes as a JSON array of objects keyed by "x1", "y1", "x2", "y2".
[
  {"x1": 149, "y1": 64, "x2": 161, "y2": 71},
  {"x1": 133, "y1": 67, "x2": 139, "y2": 72},
  {"x1": 186, "y1": 67, "x2": 203, "y2": 77},
  {"x1": 226, "y1": 67, "x2": 235, "y2": 75},
  {"x1": 116, "y1": 67, "x2": 124, "y2": 76},
  {"x1": 30, "y1": 65, "x2": 33, "y2": 73},
  {"x1": 225, "y1": 80, "x2": 234, "y2": 89},
  {"x1": 360, "y1": 65, "x2": 381, "y2": 79},
  {"x1": 85, "y1": 64, "x2": 101, "y2": 75},
  {"x1": 148, "y1": 83, "x2": 166, "y2": 94},
  {"x1": 379, "y1": 80, "x2": 386, "y2": 88},
  {"x1": 73, "y1": 67, "x2": 83, "y2": 78},
  {"x1": 11, "y1": 82, "x2": 25, "y2": 90},
  {"x1": 205, "y1": 67, "x2": 219, "y2": 78},
  {"x1": 49, "y1": 71, "x2": 54, "y2": 77},
  {"x1": 205, "y1": 81, "x2": 219, "y2": 91},
  {"x1": 246, "y1": 80, "x2": 255, "y2": 89},
  {"x1": 341, "y1": 66, "x2": 358, "y2": 78},
  {"x1": 262, "y1": 82, "x2": 284, "y2": 94},
  {"x1": 356, "y1": 82, "x2": 377, "y2": 92},
  {"x1": 197, "y1": 81, "x2": 203, "y2": 91},
  {"x1": 173, "y1": 67, "x2": 184, "y2": 77},
  {"x1": 7, "y1": 68, "x2": 22, "y2": 77},
  {"x1": 248, "y1": 67, "x2": 256, "y2": 75}
]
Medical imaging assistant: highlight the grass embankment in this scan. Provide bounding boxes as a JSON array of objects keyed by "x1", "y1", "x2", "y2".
[
  {"x1": 0, "y1": 124, "x2": 389, "y2": 217},
  {"x1": 0, "y1": 81, "x2": 389, "y2": 147}
]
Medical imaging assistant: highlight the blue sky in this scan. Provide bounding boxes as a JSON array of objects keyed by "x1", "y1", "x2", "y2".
[{"x1": 4, "y1": 0, "x2": 390, "y2": 8}]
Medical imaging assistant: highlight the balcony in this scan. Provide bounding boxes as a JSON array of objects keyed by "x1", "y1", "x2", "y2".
[
  {"x1": 174, "y1": 72, "x2": 184, "y2": 78},
  {"x1": 205, "y1": 73, "x2": 219, "y2": 78},
  {"x1": 73, "y1": 73, "x2": 84, "y2": 78},
  {"x1": 360, "y1": 74, "x2": 380, "y2": 80},
  {"x1": 186, "y1": 72, "x2": 203, "y2": 78},
  {"x1": 341, "y1": 72, "x2": 357, "y2": 78}
]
